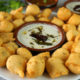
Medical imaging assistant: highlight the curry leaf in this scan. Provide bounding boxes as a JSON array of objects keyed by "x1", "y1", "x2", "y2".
[{"x1": 43, "y1": 0, "x2": 47, "y2": 3}]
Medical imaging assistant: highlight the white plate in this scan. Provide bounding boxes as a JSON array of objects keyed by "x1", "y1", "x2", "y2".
[{"x1": 0, "y1": 68, "x2": 80, "y2": 80}]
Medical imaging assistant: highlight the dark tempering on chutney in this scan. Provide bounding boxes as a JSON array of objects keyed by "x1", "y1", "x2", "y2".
[{"x1": 73, "y1": 5, "x2": 80, "y2": 12}]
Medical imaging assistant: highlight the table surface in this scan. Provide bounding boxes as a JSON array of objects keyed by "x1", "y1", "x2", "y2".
[{"x1": 0, "y1": 0, "x2": 67, "y2": 80}]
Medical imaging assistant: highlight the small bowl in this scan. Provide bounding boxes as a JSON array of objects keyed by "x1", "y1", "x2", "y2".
[
  {"x1": 14, "y1": 21, "x2": 65, "y2": 52},
  {"x1": 64, "y1": 0, "x2": 80, "y2": 14},
  {"x1": 25, "y1": 0, "x2": 58, "y2": 10}
]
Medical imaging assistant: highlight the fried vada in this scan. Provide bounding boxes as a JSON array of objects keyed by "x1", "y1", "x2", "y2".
[
  {"x1": 24, "y1": 15, "x2": 36, "y2": 22},
  {"x1": 52, "y1": 48, "x2": 69, "y2": 61},
  {"x1": 6, "y1": 55, "x2": 26, "y2": 78},
  {"x1": 26, "y1": 4, "x2": 40, "y2": 16},
  {"x1": 0, "y1": 12, "x2": 12, "y2": 21},
  {"x1": 68, "y1": 14, "x2": 80, "y2": 26},
  {"x1": 0, "y1": 47, "x2": 10, "y2": 67},
  {"x1": 38, "y1": 8, "x2": 52, "y2": 18},
  {"x1": 0, "y1": 32, "x2": 15, "y2": 43},
  {"x1": 17, "y1": 47, "x2": 32, "y2": 60},
  {"x1": 46, "y1": 57, "x2": 69, "y2": 78},
  {"x1": 10, "y1": 10, "x2": 25, "y2": 19},
  {"x1": 38, "y1": 52, "x2": 50, "y2": 59},
  {"x1": 26, "y1": 56, "x2": 45, "y2": 78},
  {"x1": 51, "y1": 17, "x2": 64, "y2": 27},
  {"x1": 13, "y1": 19, "x2": 24, "y2": 29},
  {"x1": 63, "y1": 24, "x2": 76, "y2": 32},
  {"x1": 62, "y1": 41, "x2": 74, "y2": 52},
  {"x1": 0, "y1": 20, "x2": 14, "y2": 32},
  {"x1": 57, "y1": 7, "x2": 72, "y2": 21},
  {"x1": 65, "y1": 53, "x2": 80, "y2": 74},
  {"x1": 66, "y1": 30, "x2": 79, "y2": 41},
  {"x1": 3, "y1": 42, "x2": 18, "y2": 55},
  {"x1": 71, "y1": 41, "x2": 80, "y2": 53}
]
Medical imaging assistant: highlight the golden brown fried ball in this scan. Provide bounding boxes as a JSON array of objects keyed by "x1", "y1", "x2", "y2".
[
  {"x1": 26, "y1": 56, "x2": 45, "y2": 78},
  {"x1": 0, "y1": 47, "x2": 10, "y2": 67},
  {"x1": 66, "y1": 30, "x2": 79, "y2": 41},
  {"x1": 46, "y1": 57, "x2": 69, "y2": 78},
  {"x1": 68, "y1": 14, "x2": 80, "y2": 26},
  {"x1": 6, "y1": 55, "x2": 26, "y2": 78},
  {"x1": 0, "y1": 20, "x2": 14, "y2": 32},
  {"x1": 13, "y1": 19, "x2": 24, "y2": 29},
  {"x1": 10, "y1": 10, "x2": 25, "y2": 19},
  {"x1": 78, "y1": 24, "x2": 80, "y2": 32},
  {"x1": 65, "y1": 53, "x2": 80, "y2": 74},
  {"x1": 42, "y1": 8, "x2": 52, "y2": 18},
  {"x1": 24, "y1": 15, "x2": 36, "y2": 22},
  {"x1": 52, "y1": 48, "x2": 69, "y2": 61},
  {"x1": 0, "y1": 32, "x2": 15, "y2": 43},
  {"x1": 26, "y1": 4, "x2": 40, "y2": 16},
  {"x1": 62, "y1": 41, "x2": 74, "y2": 52},
  {"x1": 38, "y1": 17, "x2": 50, "y2": 22},
  {"x1": 15, "y1": 7, "x2": 23, "y2": 12},
  {"x1": 57, "y1": 7, "x2": 72, "y2": 21},
  {"x1": 75, "y1": 34, "x2": 80, "y2": 42},
  {"x1": 63, "y1": 24, "x2": 76, "y2": 32},
  {"x1": 17, "y1": 47, "x2": 32, "y2": 60},
  {"x1": 51, "y1": 17, "x2": 64, "y2": 27},
  {"x1": 71, "y1": 41, "x2": 80, "y2": 53},
  {"x1": 3, "y1": 42, "x2": 18, "y2": 55},
  {"x1": 38, "y1": 52, "x2": 50, "y2": 59},
  {"x1": 38, "y1": 8, "x2": 52, "y2": 18},
  {"x1": 0, "y1": 12, "x2": 12, "y2": 21}
]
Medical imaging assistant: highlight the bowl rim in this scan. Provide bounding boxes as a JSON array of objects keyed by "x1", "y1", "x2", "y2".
[
  {"x1": 25, "y1": 0, "x2": 58, "y2": 7},
  {"x1": 14, "y1": 21, "x2": 66, "y2": 51},
  {"x1": 25, "y1": 0, "x2": 58, "y2": 10},
  {"x1": 64, "y1": 0, "x2": 80, "y2": 7}
]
